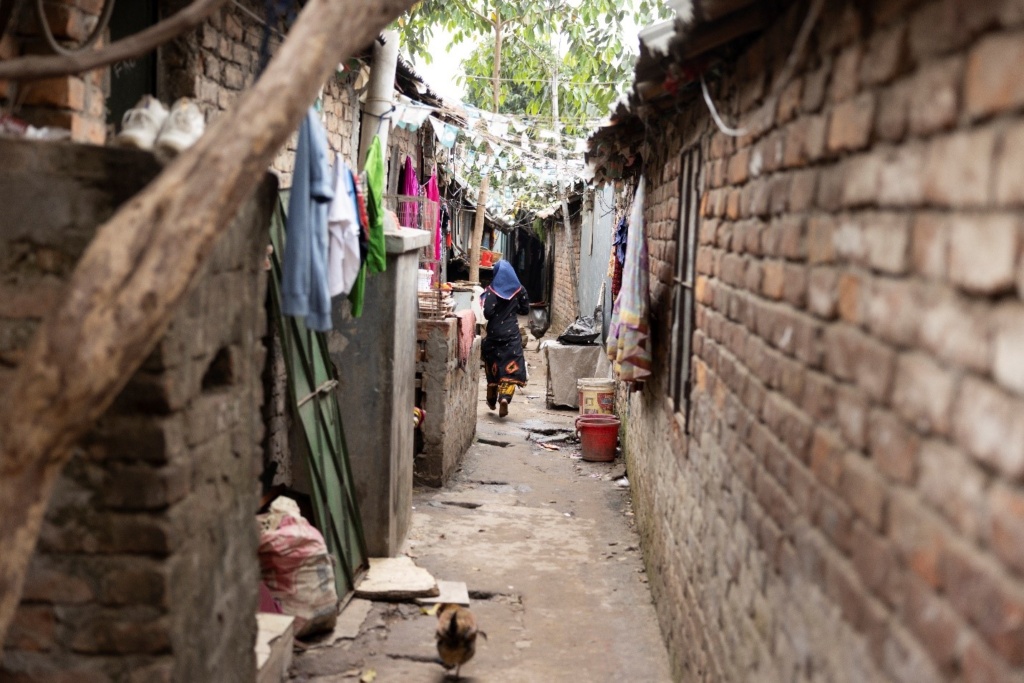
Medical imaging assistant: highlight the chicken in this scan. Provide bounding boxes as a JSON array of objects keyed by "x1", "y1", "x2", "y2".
[{"x1": 435, "y1": 603, "x2": 486, "y2": 680}]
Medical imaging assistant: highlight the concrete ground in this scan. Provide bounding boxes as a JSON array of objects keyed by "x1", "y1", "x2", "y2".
[{"x1": 289, "y1": 345, "x2": 673, "y2": 682}]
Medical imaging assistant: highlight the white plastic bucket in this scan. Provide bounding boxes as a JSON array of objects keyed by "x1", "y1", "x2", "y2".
[
  {"x1": 417, "y1": 269, "x2": 432, "y2": 291},
  {"x1": 577, "y1": 378, "x2": 615, "y2": 416}
]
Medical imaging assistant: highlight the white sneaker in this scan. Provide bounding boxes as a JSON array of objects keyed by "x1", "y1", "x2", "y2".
[
  {"x1": 155, "y1": 98, "x2": 205, "y2": 156},
  {"x1": 115, "y1": 95, "x2": 168, "y2": 151}
]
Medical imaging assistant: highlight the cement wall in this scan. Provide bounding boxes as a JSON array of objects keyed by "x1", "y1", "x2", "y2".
[
  {"x1": 618, "y1": 1, "x2": 1024, "y2": 680},
  {"x1": 0, "y1": 138, "x2": 273, "y2": 683}
]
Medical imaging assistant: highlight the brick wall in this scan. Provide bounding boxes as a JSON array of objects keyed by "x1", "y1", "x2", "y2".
[
  {"x1": 0, "y1": 0, "x2": 109, "y2": 143},
  {"x1": 620, "y1": 0, "x2": 1024, "y2": 680},
  {"x1": 550, "y1": 208, "x2": 583, "y2": 338},
  {"x1": 0, "y1": 139, "x2": 273, "y2": 682}
]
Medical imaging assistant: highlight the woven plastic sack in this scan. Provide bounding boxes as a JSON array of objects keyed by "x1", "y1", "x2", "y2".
[{"x1": 257, "y1": 496, "x2": 338, "y2": 637}]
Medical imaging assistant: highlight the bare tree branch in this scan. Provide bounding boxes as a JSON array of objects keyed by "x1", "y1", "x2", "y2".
[
  {"x1": 0, "y1": 0, "x2": 229, "y2": 81},
  {"x1": 0, "y1": 0, "x2": 418, "y2": 651}
]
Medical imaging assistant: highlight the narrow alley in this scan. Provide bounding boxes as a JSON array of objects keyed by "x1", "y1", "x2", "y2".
[{"x1": 288, "y1": 345, "x2": 672, "y2": 682}]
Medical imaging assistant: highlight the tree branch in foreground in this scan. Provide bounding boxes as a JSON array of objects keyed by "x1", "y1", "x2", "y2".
[{"x1": 0, "y1": 0, "x2": 418, "y2": 651}]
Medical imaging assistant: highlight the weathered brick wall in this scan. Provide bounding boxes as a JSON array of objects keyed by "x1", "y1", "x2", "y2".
[
  {"x1": 0, "y1": 139, "x2": 273, "y2": 683},
  {"x1": 622, "y1": 1, "x2": 1024, "y2": 680},
  {"x1": 165, "y1": 0, "x2": 363, "y2": 188},
  {"x1": 550, "y1": 210, "x2": 582, "y2": 338},
  {"x1": 0, "y1": 0, "x2": 109, "y2": 143},
  {"x1": 414, "y1": 319, "x2": 480, "y2": 487}
]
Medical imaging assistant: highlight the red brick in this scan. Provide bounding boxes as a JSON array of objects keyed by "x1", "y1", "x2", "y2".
[
  {"x1": 824, "y1": 547, "x2": 869, "y2": 627},
  {"x1": 808, "y1": 267, "x2": 839, "y2": 319},
  {"x1": 24, "y1": 77, "x2": 85, "y2": 110},
  {"x1": 802, "y1": 58, "x2": 831, "y2": 113},
  {"x1": 781, "y1": 263, "x2": 807, "y2": 309},
  {"x1": 7, "y1": 605, "x2": 56, "y2": 652},
  {"x1": 830, "y1": 45, "x2": 862, "y2": 104},
  {"x1": 728, "y1": 146, "x2": 751, "y2": 185},
  {"x1": 965, "y1": 30, "x2": 1024, "y2": 120},
  {"x1": 910, "y1": 212, "x2": 949, "y2": 279},
  {"x1": 866, "y1": 277, "x2": 922, "y2": 347},
  {"x1": 878, "y1": 143, "x2": 926, "y2": 207},
  {"x1": 923, "y1": 128, "x2": 997, "y2": 208},
  {"x1": 948, "y1": 214, "x2": 1019, "y2": 295},
  {"x1": 851, "y1": 520, "x2": 897, "y2": 595},
  {"x1": 840, "y1": 154, "x2": 881, "y2": 207},
  {"x1": 890, "y1": 491, "x2": 948, "y2": 588},
  {"x1": 909, "y1": 0, "x2": 971, "y2": 59},
  {"x1": 21, "y1": 561, "x2": 94, "y2": 604},
  {"x1": 776, "y1": 77, "x2": 803, "y2": 124},
  {"x1": 907, "y1": 56, "x2": 963, "y2": 136},
  {"x1": 940, "y1": 543, "x2": 1024, "y2": 665},
  {"x1": 995, "y1": 121, "x2": 1024, "y2": 206},
  {"x1": 826, "y1": 92, "x2": 876, "y2": 154},
  {"x1": 861, "y1": 21, "x2": 909, "y2": 86},
  {"x1": 824, "y1": 325, "x2": 896, "y2": 402},
  {"x1": 892, "y1": 352, "x2": 956, "y2": 435},
  {"x1": 810, "y1": 428, "x2": 844, "y2": 490},
  {"x1": 807, "y1": 216, "x2": 837, "y2": 263},
  {"x1": 918, "y1": 439, "x2": 987, "y2": 540},
  {"x1": 989, "y1": 483, "x2": 1024, "y2": 576},
  {"x1": 836, "y1": 385, "x2": 869, "y2": 450},
  {"x1": 875, "y1": 80, "x2": 911, "y2": 142},
  {"x1": 761, "y1": 260, "x2": 784, "y2": 300},
  {"x1": 961, "y1": 634, "x2": 1022, "y2": 683},
  {"x1": 900, "y1": 576, "x2": 965, "y2": 672},
  {"x1": 837, "y1": 272, "x2": 864, "y2": 324},
  {"x1": 788, "y1": 169, "x2": 817, "y2": 212},
  {"x1": 834, "y1": 217, "x2": 867, "y2": 263},
  {"x1": 863, "y1": 213, "x2": 911, "y2": 274},
  {"x1": 818, "y1": 491, "x2": 855, "y2": 554},
  {"x1": 868, "y1": 409, "x2": 919, "y2": 483},
  {"x1": 840, "y1": 454, "x2": 887, "y2": 530},
  {"x1": 918, "y1": 292, "x2": 991, "y2": 373},
  {"x1": 953, "y1": 376, "x2": 1024, "y2": 478},
  {"x1": 993, "y1": 305, "x2": 1024, "y2": 395}
]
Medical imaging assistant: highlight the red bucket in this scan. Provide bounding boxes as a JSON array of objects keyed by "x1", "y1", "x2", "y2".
[{"x1": 575, "y1": 415, "x2": 620, "y2": 462}]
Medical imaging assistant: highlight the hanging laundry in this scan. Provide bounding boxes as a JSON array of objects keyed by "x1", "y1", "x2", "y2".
[
  {"x1": 429, "y1": 116, "x2": 458, "y2": 149},
  {"x1": 425, "y1": 171, "x2": 441, "y2": 263},
  {"x1": 607, "y1": 179, "x2": 652, "y2": 382},
  {"x1": 327, "y1": 153, "x2": 361, "y2": 297},
  {"x1": 282, "y1": 108, "x2": 334, "y2": 332},
  {"x1": 348, "y1": 135, "x2": 387, "y2": 318},
  {"x1": 398, "y1": 156, "x2": 420, "y2": 228}
]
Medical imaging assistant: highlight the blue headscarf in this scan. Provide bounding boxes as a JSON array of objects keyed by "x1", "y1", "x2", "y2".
[{"x1": 488, "y1": 260, "x2": 523, "y2": 299}]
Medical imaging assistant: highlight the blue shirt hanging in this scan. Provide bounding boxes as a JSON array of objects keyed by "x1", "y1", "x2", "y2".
[{"x1": 282, "y1": 108, "x2": 334, "y2": 331}]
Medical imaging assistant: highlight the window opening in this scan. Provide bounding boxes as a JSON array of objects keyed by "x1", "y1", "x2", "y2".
[{"x1": 669, "y1": 147, "x2": 702, "y2": 421}]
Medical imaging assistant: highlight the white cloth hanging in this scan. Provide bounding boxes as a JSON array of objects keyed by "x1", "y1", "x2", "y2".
[{"x1": 327, "y1": 153, "x2": 362, "y2": 297}]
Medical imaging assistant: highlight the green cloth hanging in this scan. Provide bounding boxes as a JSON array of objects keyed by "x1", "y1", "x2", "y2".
[{"x1": 348, "y1": 136, "x2": 387, "y2": 317}]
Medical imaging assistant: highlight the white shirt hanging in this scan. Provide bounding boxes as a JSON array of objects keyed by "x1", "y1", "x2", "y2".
[{"x1": 327, "y1": 153, "x2": 362, "y2": 297}]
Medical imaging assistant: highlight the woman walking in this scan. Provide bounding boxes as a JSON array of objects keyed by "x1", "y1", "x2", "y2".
[{"x1": 482, "y1": 260, "x2": 530, "y2": 417}]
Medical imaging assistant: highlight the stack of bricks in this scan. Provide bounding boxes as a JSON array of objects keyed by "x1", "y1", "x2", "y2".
[
  {"x1": 0, "y1": 139, "x2": 274, "y2": 682},
  {"x1": 0, "y1": 0, "x2": 109, "y2": 143},
  {"x1": 618, "y1": 0, "x2": 1024, "y2": 680}
]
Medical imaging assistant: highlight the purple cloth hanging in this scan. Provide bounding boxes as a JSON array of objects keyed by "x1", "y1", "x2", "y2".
[
  {"x1": 398, "y1": 156, "x2": 419, "y2": 228},
  {"x1": 425, "y1": 172, "x2": 441, "y2": 261}
]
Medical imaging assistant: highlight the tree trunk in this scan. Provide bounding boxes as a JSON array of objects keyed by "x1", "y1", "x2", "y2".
[
  {"x1": 0, "y1": 0, "x2": 417, "y2": 651},
  {"x1": 468, "y1": 17, "x2": 503, "y2": 283}
]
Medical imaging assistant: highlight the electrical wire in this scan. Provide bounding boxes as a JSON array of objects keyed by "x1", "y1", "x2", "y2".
[
  {"x1": 35, "y1": 0, "x2": 115, "y2": 55},
  {"x1": 699, "y1": 73, "x2": 747, "y2": 138}
]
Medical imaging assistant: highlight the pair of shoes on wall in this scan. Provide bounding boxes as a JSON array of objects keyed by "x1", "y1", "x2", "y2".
[{"x1": 115, "y1": 95, "x2": 205, "y2": 157}]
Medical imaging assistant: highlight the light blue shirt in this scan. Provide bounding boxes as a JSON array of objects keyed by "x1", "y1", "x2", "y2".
[{"x1": 282, "y1": 109, "x2": 334, "y2": 331}]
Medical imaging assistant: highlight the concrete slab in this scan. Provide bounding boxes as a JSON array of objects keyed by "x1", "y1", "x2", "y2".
[
  {"x1": 256, "y1": 613, "x2": 294, "y2": 683},
  {"x1": 354, "y1": 557, "x2": 439, "y2": 601},
  {"x1": 416, "y1": 580, "x2": 471, "y2": 606}
]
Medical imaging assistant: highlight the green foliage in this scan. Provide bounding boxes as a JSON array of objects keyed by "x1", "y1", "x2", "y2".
[{"x1": 397, "y1": 0, "x2": 671, "y2": 216}]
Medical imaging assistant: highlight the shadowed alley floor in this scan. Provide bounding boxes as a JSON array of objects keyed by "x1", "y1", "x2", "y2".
[{"x1": 289, "y1": 345, "x2": 672, "y2": 682}]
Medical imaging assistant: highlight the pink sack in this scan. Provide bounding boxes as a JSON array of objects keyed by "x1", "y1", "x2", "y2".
[{"x1": 258, "y1": 496, "x2": 338, "y2": 636}]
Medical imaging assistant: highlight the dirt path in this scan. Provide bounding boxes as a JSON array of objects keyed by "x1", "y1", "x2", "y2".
[{"x1": 290, "y1": 346, "x2": 672, "y2": 682}]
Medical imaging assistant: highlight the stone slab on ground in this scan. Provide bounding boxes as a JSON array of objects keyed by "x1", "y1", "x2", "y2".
[
  {"x1": 354, "y1": 556, "x2": 439, "y2": 601},
  {"x1": 256, "y1": 613, "x2": 294, "y2": 683},
  {"x1": 416, "y1": 580, "x2": 471, "y2": 606}
]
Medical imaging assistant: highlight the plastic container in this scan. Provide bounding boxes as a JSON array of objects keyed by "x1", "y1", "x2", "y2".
[
  {"x1": 577, "y1": 378, "x2": 615, "y2": 416},
  {"x1": 417, "y1": 269, "x2": 432, "y2": 292},
  {"x1": 575, "y1": 415, "x2": 620, "y2": 462}
]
